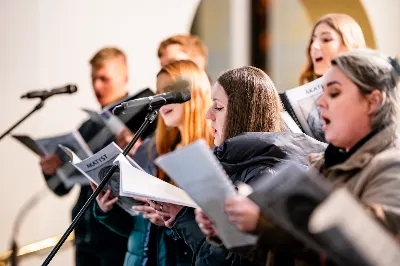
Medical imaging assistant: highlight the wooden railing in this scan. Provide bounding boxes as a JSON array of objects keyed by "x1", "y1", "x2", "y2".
[{"x1": 0, "y1": 233, "x2": 74, "y2": 265}]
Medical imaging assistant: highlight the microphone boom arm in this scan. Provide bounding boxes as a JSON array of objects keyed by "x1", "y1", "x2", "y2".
[
  {"x1": 41, "y1": 108, "x2": 159, "y2": 265},
  {"x1": 0, "y1": 100, "x2": 45, "y2": 142}
]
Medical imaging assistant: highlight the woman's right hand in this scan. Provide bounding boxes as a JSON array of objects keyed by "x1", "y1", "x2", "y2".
[
  {"x1": 194, "y1": 208, "x2": 217, "y2": 237},
  {"x1": 90, "y1": 182, "x2": 118, "y2": 213}
]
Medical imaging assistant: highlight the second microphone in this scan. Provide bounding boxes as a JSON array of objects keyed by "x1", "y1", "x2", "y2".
[{"x1": 113, "y1": 80, "x2": 191, "y2": 115}]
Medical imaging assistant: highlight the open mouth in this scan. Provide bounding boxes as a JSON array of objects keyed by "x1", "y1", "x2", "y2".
[
  {"x1": 322, "y1": 116, "x2": 331, "y2": 126},
  {"x1": 315, "y1": 56, "x2": 323, "y2": 63}
]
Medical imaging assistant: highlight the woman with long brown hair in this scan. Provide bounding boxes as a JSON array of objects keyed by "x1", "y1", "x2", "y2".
[
  {"x1": 152, "y1": 66, "x2": 326, "y2": 266},
  {"x1": 92, "y1": 60, "x2": 214, "y2": 266}
]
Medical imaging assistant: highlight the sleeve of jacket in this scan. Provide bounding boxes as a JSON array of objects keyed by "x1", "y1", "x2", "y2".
[
  {"x1": 360, "y1": 163, "x2": 400, "y2": 234},
  {"x1": 237, "y1": 215, "x2": 320, "y2": 264},
  {"x1": 43, "y1": 173, "x2": 72, "y2": 196},
  {"x1": 92, "y1": 201, "x2": 133, "y2": 238},
  {"x1": 172, "y1": 207, "x2": 236, "y2": 265}
]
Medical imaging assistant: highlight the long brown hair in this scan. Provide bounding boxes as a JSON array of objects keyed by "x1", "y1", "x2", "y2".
[
  {"x1": 155, "y1": 60, "x2": 213, "y2": 182},
  {"x1": 299, "y1": 13, "x2": 366, "y2": 85},
  {"x1": 217, "y1": 66, "x2": 283, "y2": 141}
]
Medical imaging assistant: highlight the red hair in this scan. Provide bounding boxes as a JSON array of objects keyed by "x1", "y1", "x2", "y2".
[{"x1": 154, "y1": 60, "x2": 213, "y2": 183}]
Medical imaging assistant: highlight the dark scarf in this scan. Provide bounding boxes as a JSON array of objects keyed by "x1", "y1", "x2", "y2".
[{"x1": 324, "y1": 124, "x2": 388, "y2": 168}]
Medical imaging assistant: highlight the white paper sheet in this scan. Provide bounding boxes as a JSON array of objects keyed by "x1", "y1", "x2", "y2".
[
  {"x1": 155, "y1": 139, "x2": 257, "y2": 249},
  {"x1": 115, "y1": 154, "x2": 197, "y2": 208}
]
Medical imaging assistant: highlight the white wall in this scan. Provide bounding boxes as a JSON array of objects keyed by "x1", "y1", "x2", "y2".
[
  {"x1": 270, "y1": 0, "x2": 310, "y2": 91},
  {"x1": 0, "y1": 1, "x2": 200, "y2": 265},
  {"x1": 362, "y1": 0, "x2": 400, "y2": 57},
  {"x1": 192, "y1": 0, "x2": 250, "y2": 81}
]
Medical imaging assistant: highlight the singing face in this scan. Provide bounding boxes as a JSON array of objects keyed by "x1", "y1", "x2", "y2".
[
  {"x1": 310, "y1": 23, "x2": 349, "y2": 76},
  {"x1": 317, "y1": 66, "x2": 372, "y2": 150},
  {"x1": 91, "y1": 59, "x2": 128, "y2": 107},
  {"x1": 156, "y1": 73, "x2": 184, "y2": 128},
  {"x1": 205, "y1": 82, "x2": 228, "y2": 146}
]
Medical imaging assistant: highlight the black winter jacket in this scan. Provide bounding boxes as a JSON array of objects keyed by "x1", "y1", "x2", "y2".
[{"x1": 171, "y1": 132, "x2": 327, "y2": 266}]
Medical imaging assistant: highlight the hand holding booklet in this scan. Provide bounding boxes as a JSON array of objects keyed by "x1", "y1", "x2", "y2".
[
  {"x1": 249, "y1": 162, "x2": 400, "y2": 266},
  {"x1": 13, "y1": 131, "x2": 93, "y2": 187},
  {"x1": 62, "y1": 141, "x2": 197, "y2": 216},
  {"x1": 155, "y1": 139, "x2": 257, "y2": 249},
  {"x1": 61, "y1": 142, "x2": 144, "y2": 216}
]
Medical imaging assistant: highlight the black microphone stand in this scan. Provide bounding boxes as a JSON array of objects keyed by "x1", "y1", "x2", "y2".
[
  {"x1": 0, "y1": 100, "x2": 45, "y2": 142},
  {"x1": 41, "y1": 108, "x2": 159, "y2": 266}
]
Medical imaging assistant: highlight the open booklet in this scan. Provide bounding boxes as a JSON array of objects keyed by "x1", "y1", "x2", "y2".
[
  {"x1": 279, "y1": 77, "x2": 326, "y2": 142},
  {"x1": 13, "y1": 131, "x2": 93, "y2": 188},
  {"x1": 115, "y1": 154, "x2": 197, "y2": 208},
  {"x1": 155, "y1": 139, "x2": 257, "y2": 249},
  {"x1": 248, "y1": 162, "x2": 400, "y2": 266},
  {"x1": 13, "y1": 105, "x2": 131, "y2": 188},
  {"x1": 309, "y1": 187, "x2": 400, "y2": 266},
  {"x1": 281, "y1": 111, "x2": 302, "y2": 134},
  {"x1": 62, "y1": 141, "x2": 197, "y2": 216},
  {"x1": 60, "y1": 142, "x2": 144, "y2": 216},
  {"x1": 82, "y1": 108, "x2": 128, "y2": 136},
  {"x1": 12, "y1": 88, "x2": 155, "y2": 188}
]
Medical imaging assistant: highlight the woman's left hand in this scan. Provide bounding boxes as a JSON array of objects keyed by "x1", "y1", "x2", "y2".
[
  {"x1": 132, "y1": 197, "x2": 165, "y2": 226},
  {"x1": 148, "y1": 201, "x2": 184, "y2": 228},
  {"x1": 225, "y1": 195, "x2": 260, "y2": 233}
]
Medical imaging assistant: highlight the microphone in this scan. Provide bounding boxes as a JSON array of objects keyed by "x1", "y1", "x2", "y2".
[
  {"x1": 113, "y1": 80, "x2": 191, "y2": 115},
  {"x1": 21, "y1": 84, "x2": 78, "y2": 100}
]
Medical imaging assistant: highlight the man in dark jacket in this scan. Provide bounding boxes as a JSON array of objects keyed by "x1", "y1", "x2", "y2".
[{"x1": 40, "y1": 47, "x2": 155, "y2": 266}]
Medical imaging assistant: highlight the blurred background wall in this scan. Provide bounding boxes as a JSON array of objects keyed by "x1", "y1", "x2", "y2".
[
  {"x1": 0, "y1": 0, "x2": 398, "y2": 265},
  {"x1": 0, "y1": 1, "x2": 200, "y2": 265},
  {"x1": 192, "y1": 0, "x2": 399, "y2": 90}
]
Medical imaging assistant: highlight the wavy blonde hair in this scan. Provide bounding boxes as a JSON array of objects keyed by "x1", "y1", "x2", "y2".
[
  {"x1": 299, "y1": 13, "x2": 366, "y2": 85},
  {"x1": 155, "y1": 60, "x2": 214, "y2": 182}
]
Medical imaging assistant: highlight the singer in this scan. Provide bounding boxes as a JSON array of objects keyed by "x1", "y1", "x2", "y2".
[
  {"x1": 92, "y1": 60, "x2": 213, "y2": 266},
  {"x1": 39, "y1": 47, "x2": 155, "y2": 266},
  {"x1": 223, "y1": 50, "x2": 400, "y2": 266},
  {"x1": 301, "y1": 14, "x2": 366, "y2": 142},
  {"x1": 151, "y1": 66, "x2": 326, "y2": 266}
]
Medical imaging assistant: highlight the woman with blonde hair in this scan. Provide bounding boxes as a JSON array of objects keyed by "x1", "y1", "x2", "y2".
[
  {"x1": 299, "y1": 13, "x2": 366, "y2": 85},
  {"x1": 92, "y1": 60, "x2": 214, "y2": 266},
  {"x1": 295, "y1": 13, "x2": 367, "y2": 142}
]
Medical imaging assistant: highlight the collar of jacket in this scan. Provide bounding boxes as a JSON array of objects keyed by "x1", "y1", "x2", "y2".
[
  {"x1": 311, "y1": 124, "x2": 398, "y2": 172},
  {"x1": 213, "y1": 132, "x2": 327, "y2": 176}
]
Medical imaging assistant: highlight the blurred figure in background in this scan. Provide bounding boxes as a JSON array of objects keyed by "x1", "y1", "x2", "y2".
[
  {"x1": 93, "y1": 60, "x2": 214, "y2": 266},
  {"x1": 40, "y1": 47, "x2": 154, "y2": 266},
  {"x1": 116, "y1": 34, "x2": 209, "y2": 150},
  {"x1": 299, "y1": 13, "x2": 366, "y2": 85},
  {"x1": 158, "y1": 34, "x2": 208, "y2": 69},
  {"x1": 298, "y1": 13, "x2": 367, "y2": 143}
]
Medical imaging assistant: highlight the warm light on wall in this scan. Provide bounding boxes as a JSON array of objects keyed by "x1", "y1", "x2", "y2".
[{"x1": 299, "y1": 0, "x2": 376, "y2": 48}]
